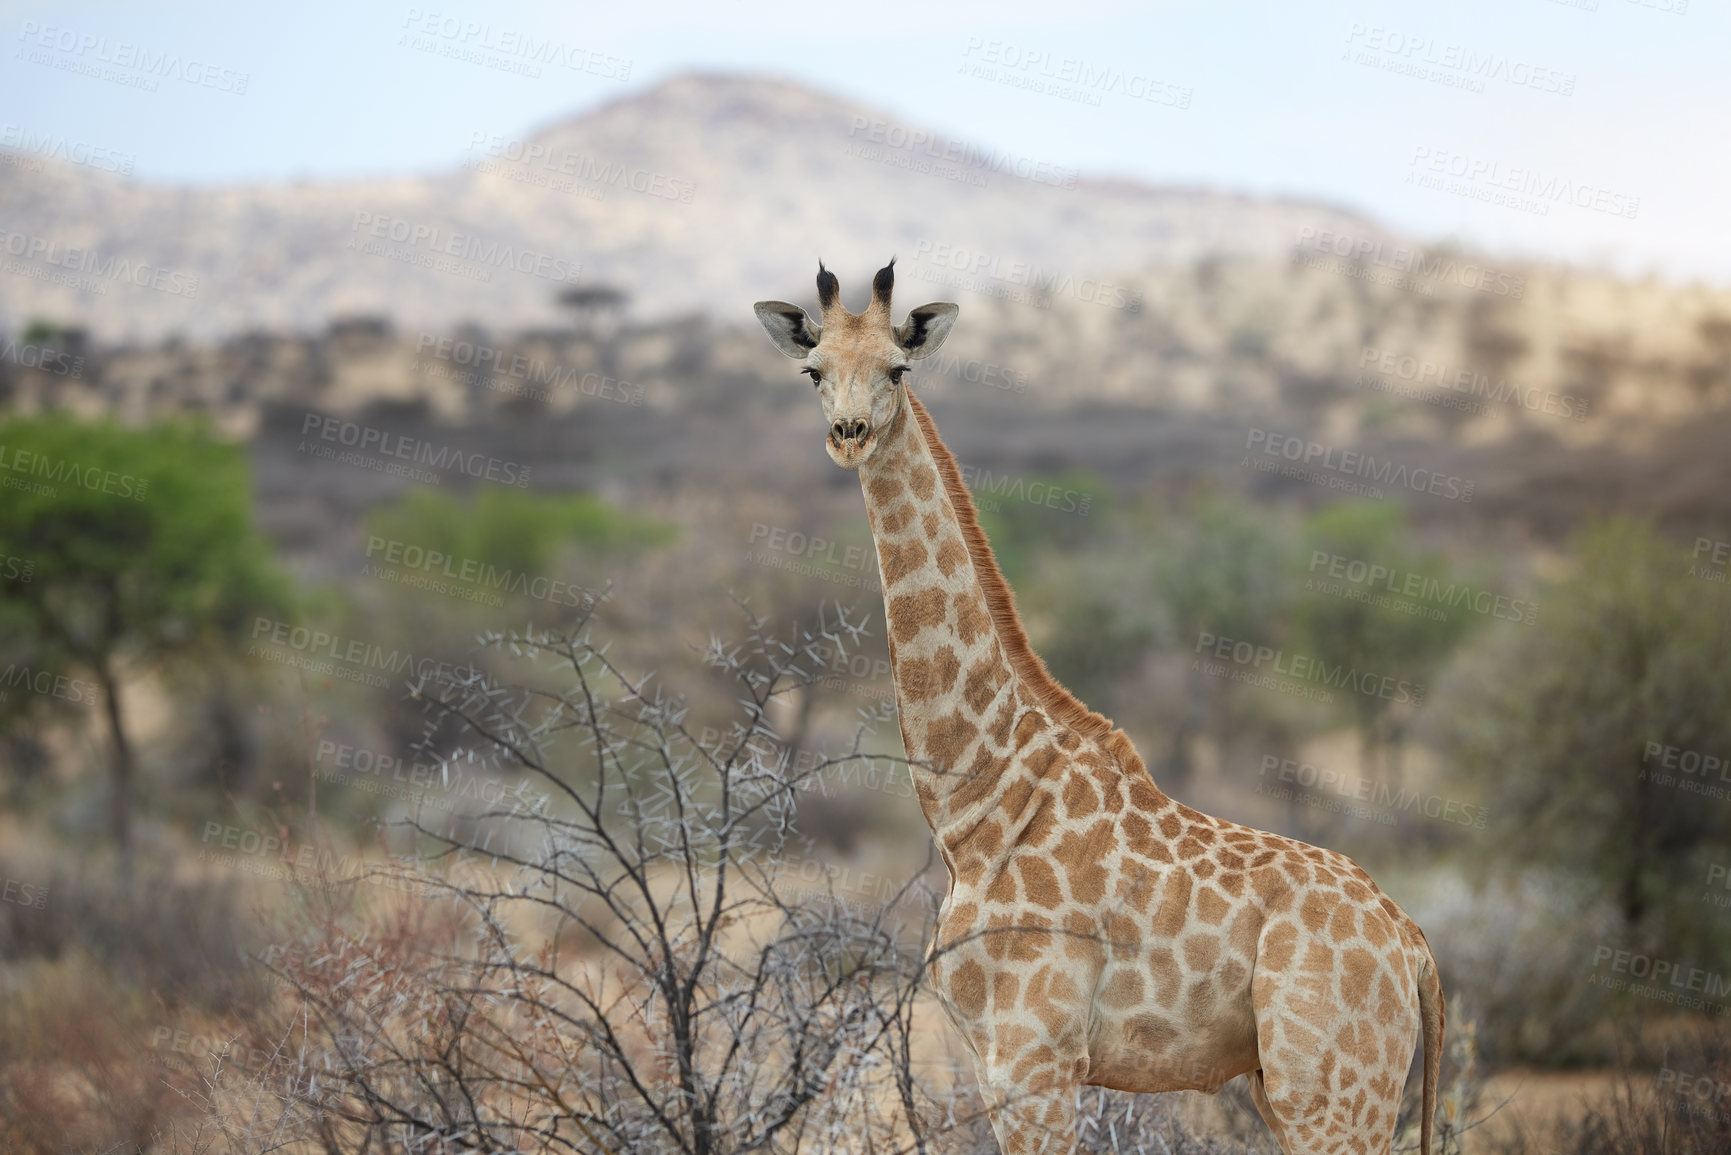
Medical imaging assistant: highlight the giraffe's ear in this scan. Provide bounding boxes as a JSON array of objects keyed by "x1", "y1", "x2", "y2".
[
  {"x1": 753, "y1": 301, "x2": 820, "y2": 357},
  {"x1": 896, "y1": 303, "x2": 958, "y2": 360}
]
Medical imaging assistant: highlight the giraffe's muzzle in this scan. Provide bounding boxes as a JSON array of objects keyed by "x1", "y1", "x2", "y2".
[
  {"x1": 826, "y1": 417, "x2": 876, "y2": 469},
  {"x1": 830, "y1": 418, "x2": 870, "y2": 445}
]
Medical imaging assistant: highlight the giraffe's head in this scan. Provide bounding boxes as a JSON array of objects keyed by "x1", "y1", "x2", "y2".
[{"x1": 754, "y1": 259, "x2": 958, "y2": 470}]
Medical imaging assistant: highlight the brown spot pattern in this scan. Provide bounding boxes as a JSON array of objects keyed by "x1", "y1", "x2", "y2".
[
  {"x1": 936, "y1": 536, "x2": 969, "y2": 576},
  {"x1": 888, "y1": 587, "x2": 947, "y2": 643},
  {"x1": 880, "y1": 537, "x2": 928, "y2": 587},
  {"x1": 825, "y1": 382, "x2": 1438, "y2": 1153}
]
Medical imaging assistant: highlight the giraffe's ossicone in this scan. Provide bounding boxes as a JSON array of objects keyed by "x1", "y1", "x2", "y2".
[{"x1": 754, "y1": 261, "x2": 1445, "y2": 1155}]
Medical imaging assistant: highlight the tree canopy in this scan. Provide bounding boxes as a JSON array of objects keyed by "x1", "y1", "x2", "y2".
[{"x1": 0, "y1": 412, "x2": 292, "y2": 853}]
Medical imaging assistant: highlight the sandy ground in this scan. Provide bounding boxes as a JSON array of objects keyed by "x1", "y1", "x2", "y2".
[{"x1": 1460, "y1": 1068, "x2": 1626, "y2": 1153}]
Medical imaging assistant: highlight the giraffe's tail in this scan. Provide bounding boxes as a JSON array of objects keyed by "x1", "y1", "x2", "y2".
[{"x1": 1416, "y1": 944, "x2": 1446, "y2": 1155}]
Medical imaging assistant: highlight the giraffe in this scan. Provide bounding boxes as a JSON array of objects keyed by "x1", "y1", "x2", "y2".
[{"x1": 754, "y1": 261, "x2": 1445, "y2": 1155}]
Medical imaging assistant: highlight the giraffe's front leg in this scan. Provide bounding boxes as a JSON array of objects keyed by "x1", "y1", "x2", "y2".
[
  {"x1": 929, "y1": 915, "x2": 1097, "y2": 1154},
  {"x1": 976, "y1": 1059, "x2": 1080, "y2": 1155},
  {"x1": 939, "y1": 991, "x2": 1085, "y2": 1154}
]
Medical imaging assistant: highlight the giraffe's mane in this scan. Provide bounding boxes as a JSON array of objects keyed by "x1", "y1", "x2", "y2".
[{"x1": 905, "y1": 390, "x2": 1147, "y2": 776}]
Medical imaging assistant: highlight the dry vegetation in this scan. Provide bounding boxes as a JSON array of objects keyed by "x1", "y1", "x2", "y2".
[
  {"x1": 4, "y1": 591, "x2": 1688, "y2": 1155},
  {"x1": 6, "y1": 248, "x2": 1731, "y2": 1152}
]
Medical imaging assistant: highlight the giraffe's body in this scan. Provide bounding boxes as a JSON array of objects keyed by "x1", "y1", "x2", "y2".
[{"x1": 755, "y1": 263, "x2": 1444, "y2": 1155}]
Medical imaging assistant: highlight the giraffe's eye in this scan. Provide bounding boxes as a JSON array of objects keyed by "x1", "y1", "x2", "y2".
[
  {"x1": 888, "y1": 366, "x2": 909, "y2": 384},
  {"x1": 802, "y1": 367, "x2": 822, "y2": 386}
]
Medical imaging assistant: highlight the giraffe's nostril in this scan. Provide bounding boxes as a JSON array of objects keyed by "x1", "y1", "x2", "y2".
[{"x1": 831, "y1": 420, "x2": 871, "y2": 444}]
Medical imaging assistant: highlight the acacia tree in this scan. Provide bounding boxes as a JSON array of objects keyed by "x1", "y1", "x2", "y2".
[
  {"x1": 1011, "y1": 492, "x2": 1297, "y2": 793},
  {"x1": 0, "y1": 412, "x2": 292, "y2": 856},
  {"x1": 1149, "y1": 494, "x2": 1297, "y2": 788},
  {"x1": 234, "y1": 600, "x2": 938, "y2": 1152},
  {"x1": 1291, "y1": 502, "x2": 1476, "y2": 784},
  {"x1": 1438, "y1": 518, "x2": 1731, "y2": 960}
]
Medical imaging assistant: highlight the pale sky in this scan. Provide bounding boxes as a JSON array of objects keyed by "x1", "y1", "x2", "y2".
[{"x1": 3, "y1": 0, "x2": 1725, "y2": 284}]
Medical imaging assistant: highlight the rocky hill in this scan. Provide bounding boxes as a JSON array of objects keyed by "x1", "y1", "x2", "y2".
[{"x1": 0, "y1": 73, "x2": 1392, "y2": 343}]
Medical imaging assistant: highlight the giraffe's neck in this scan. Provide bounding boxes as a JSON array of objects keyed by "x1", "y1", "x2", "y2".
[{"x1": 858, "y1": 390, "x2": 1040, "y2": 846}]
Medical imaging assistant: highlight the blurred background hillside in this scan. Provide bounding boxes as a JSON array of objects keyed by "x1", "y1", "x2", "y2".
[{"x1": 2, "y1": 3, "x2": 1730, "y2": 1151}]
